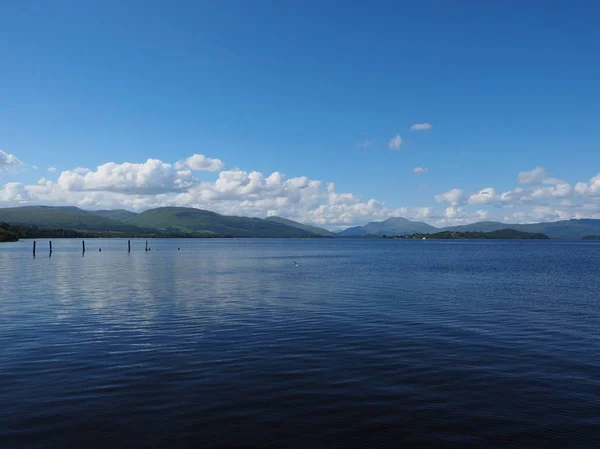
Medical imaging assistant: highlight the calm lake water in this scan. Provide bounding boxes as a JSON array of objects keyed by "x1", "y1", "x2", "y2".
[{"x1": 1, "y1": 238, "x2": 599, "y2": 448}]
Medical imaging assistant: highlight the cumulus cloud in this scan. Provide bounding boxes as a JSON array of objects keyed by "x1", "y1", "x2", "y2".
[
  {"x1": 468, "y1": 187, "x2": 498, "y2": 205},
  {"x1": 48, "y1": 166, "x2": 57, "y2": 172},
  {"x1": 175, "y1": 154, "x2": 224, "y2": 172},
  {"x1": 517, "y1": 166, "x2": 548, "y2": 184},
  {"x1": 0, "y1": 155, "x2": 413, "y2": 229},
  {"x1": 414, "y1": 207, "x2": 434, "y2": 218},
  {"x1": 434, "y1": 188, "x2": 464, "y2": 206},
  {"x1": 0, "y1": 182, "x2": 30, "y2": 201},
  {"x1": 531, "y1": 182, "x2": 573, "y2": 199},
  {"x1": 356, "y1": 139, "x2": 373, "y2": 148},
  {"x1": 410, "y1": 123, "x2": 432, "y2": 131},
  {"x1": 500, "y1": 188, "x2": 527, "y2": 204},
  {"x1": 542, "y1": 177, "x2": 565, "y2": 185},
  {"x1": 574, "y1": 174, "x2": 600, "y2": 198},
  {"x1": 0, "y1": 150, "x2": 23, "y2": 171},
  {"x1": 1, "y1": 152, "x2": 599, "y2": 229},
  {"x1": 57, "y1": 159, "x2": 197, "y2": 194},
  {"x1": 388, "y1": 134, "x2": 403, "y2": 150},
  {"x1": 445, "y1": 206, "x2": 462, "y2": 218},
  {"x1": 413, "y1": 167, "x2": 428, "y2": 175}
]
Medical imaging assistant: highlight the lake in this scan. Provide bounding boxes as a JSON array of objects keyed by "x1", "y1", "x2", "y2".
[{"x1": 1, "y1": 238, "x2": 599, "y2": 448}]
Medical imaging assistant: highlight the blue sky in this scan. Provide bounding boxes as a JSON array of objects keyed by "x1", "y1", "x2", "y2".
[{"x1": 1, "y1": 1, "x2": 599, "y2": 228}]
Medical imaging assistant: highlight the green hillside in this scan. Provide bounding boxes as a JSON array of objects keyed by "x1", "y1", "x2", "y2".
[
  {"x1": 0, "y1": 206, "x2": 144, "y2": 233},
  {"x1": 128, "y1": 207, "x2": 321, "y2": 237},
  {"x1": 265, "y1": 216, "x2": 335, "y2": 237},
  {"x1": 89, "y1": 209, "x2": 138, "y2": 221}
]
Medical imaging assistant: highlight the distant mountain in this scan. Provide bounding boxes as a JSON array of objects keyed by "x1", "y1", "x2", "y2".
[
  {"x1": 265, "y1": 216, "x2": 335, "y2": 237},
  {"x1": 89, "y1": 209, "x2": 138, "y2": 221},
  {"x1": 444, "y1": 219, "x2": 600, "y2": 239},
  {"x1": 337, "y1": 226, "x2": 371, "y2": 237},
  {"x1": 338, "y1": 217, "x2": 437, "y2": 236},
  {"x1": 338, "y1": 217, "x2": 600, "y2": 239},
  {"x1": 442, "y1": 221, "x2": 508, "y2": 233},
  {"x1": 4, "y1": 205, "x2": 598, "y2": 239},
  {"x1": 0, "y1": 206, "x2": 144, "y2": 233},
  {"x1": 127, "y1": 207, "x2": 322, "y2": 238}
]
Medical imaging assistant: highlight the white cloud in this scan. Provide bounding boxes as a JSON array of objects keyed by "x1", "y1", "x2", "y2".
[
  {"x1": 32, "y1": 165, "x2": 39, "y2": 170},
  {"x1": 356, "y1": 139, "x2": 373, "y2": 148},
  {"x1": 410, "y1": 123, "x2": 432, "y2": 131},
  {"x1": 500, "y1": 188, "x2": 526, "y2": 204},
  {"x1": 0, "y1": 155, "x2": 412, "y2": 229},
  {"x1": 48, "y1": 166, "x2": 57, "y2": 172},
  {"x1": 434, "y1": 188, "x2": 464, "y2": 206},
  {"x1": 0, "y1": 182, "x2": 30, "y2": 201},
  {"x1": 1, "y1": 153, "x2": 599, "y2": 230},
  {"x1": 413, "y1": 167, "x2": 428, "y2": 175},
  {"x1": 445, "y1": 206, "x2": 462, "y2": 218},
  {"x1": 542, "y1": 177, "x2": 565, "y2": 185},
  {"x1": 175, "y1": 154, "x2": 224, "y2": 172},
  {"x1": 0, "y1": 150, "x2": 23, "y2": 171},
  {"x1": 57, "y1": 158, "x2": 197, "y2": 194},
  {"x1": 414, "y1": 207, "x2": 434, "y2": 218},
  {"x1": 531, "y1": 182, "x2": 573, "y2": 199},
  {"x1": 388, "y1": 134, "x2": 403, "y2": 150},
  {"x1": 468, "y1": 187, "x2": 498, "y2": 205},
  {"x1": 475, "y1": 210, "x2": 489, "y2": 220},
  {"x1": 574, "y1": 174, "x2": 600, "y2": 198},
  {"x1": 517, "y1": 166, "x2": 548, "y2": 184}
]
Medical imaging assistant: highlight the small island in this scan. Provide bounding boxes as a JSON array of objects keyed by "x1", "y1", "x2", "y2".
[
  {"x1": 382, "y1": 228, "x2": 549, "y2": 240},
  {"x1": 583, "y1": 235, "x2": 600, "y2": 240}
]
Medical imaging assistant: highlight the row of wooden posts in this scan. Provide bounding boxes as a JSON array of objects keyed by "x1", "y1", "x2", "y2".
[{"x1": 32, "y1": 239, "x2": 151, "y2": 256}]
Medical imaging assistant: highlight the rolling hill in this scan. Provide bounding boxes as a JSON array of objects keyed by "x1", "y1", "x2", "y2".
[
  {"x1": 265, "y1": 216, "x2": 335, "y2": 237},
  {"x1": 127, "y1": 207, "x2": 323, "y2": 238},
  {"x1": 0, "y1": 206, "x2": 145, "y2": 233},
  {"x1": 88, "y1": 209, "x2": 138, "y2": 221}
]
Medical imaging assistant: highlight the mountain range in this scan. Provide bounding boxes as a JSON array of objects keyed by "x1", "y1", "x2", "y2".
[
  {"x1": 0, "y1": 205, "x2": 599, "y2": 239},
  {"x1": 0, "y1": 206, "x2": 331, "y2": 238},
  {"x1": 337, "y1": 217, "x2": 600, "y2": 239}
]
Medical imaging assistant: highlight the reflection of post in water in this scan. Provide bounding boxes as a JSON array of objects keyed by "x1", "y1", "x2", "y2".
[{"x1": 33, "y1": 240, "x2": 36, "y2": 257}]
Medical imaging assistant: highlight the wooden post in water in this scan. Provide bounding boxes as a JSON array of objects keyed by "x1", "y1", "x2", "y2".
[
  {"x1": 128, "y1": 240, "x2": 131, "y2": 253},
  {"x1": 82, "y1": 240, "x2": 86, "y2": 253},
  {"x1": 49, "y1": 241, "x2": 52, "y2": 254},
  {"x1": 145, "y1": 240, "x2": 148, "y2": 252},
  {"x1": 33, "y1": 240, "x2": 36, "y2": 257}
]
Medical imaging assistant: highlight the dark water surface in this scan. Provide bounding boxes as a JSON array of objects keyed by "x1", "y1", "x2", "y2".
[{"x1": 1, "y1": 238, "x2": 599, "y2": 448}]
